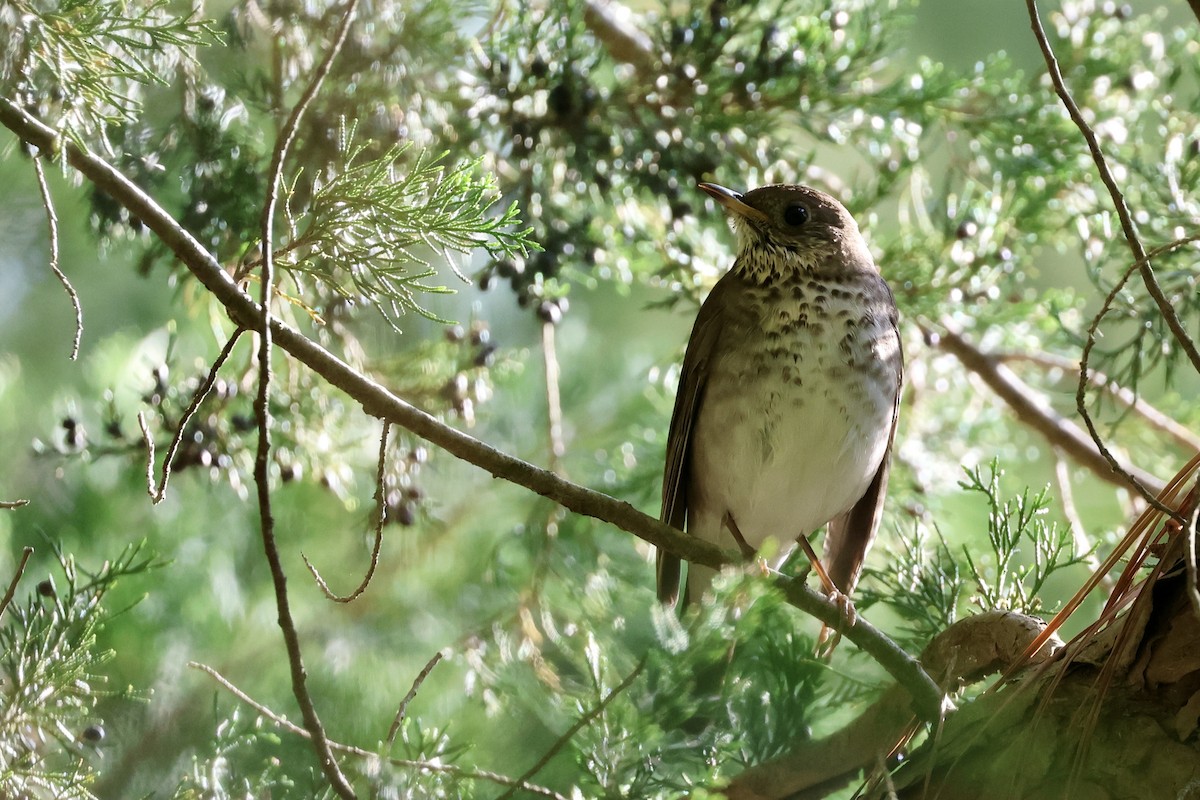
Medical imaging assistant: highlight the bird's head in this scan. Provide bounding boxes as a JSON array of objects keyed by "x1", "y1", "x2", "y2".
[{"x1": 698, "y1": 182, "x2": 875, "y2": 283}]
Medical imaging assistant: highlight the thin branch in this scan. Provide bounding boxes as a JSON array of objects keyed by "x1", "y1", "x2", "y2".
[
  {"x1": 0, "y1": 547, "x2": 34, "y2": 621},
  {"x1": 998, "y1": 348, "x2": 1200, "y2": 453},
  {"x1": 1051, "y1": 450, "x2": 1107, "y2": 588},
  {"x1": 1074, "y1": 238, "x2": 1197, "y2": 519},
  {"x1": 581, "y1": 0, "x2": 656, "y2": 72},
  {"x1": 541, "y1": 321, "x2": 566, "y2": 474},
  {"x1": 495, "y1": 659, "x2": 647, "y2": 800},
  {"x1": 139, "y1": 327, "x2": 245, "y2": 503},
  {"x1": 385, "y1": 649, "x2": 444, "y2": 747},
  {"x1": 0, "y1": 499, "x2": 29, "y2": 509},
  {"x1": 932, "y1": 323, "x2": 1165, "y2": 496},
  {"x1": 189, "y1": 662, "x2": 569, "y2": 800},
  {"x1": 253, "y1": 0, "x2": 360, "y2": 795},
  {"x1": 0, "y1": 96, "x2": 945, "y2": 725},
  {"x1": 304, "y1": 421, "x2": 389, "y2": 602},
  {"x1": 1027, "y1": 0, "x2": 1200, "y2": 376},
  {"x1": 32, "y1": 155, "x2": 82, "y2": 360}
]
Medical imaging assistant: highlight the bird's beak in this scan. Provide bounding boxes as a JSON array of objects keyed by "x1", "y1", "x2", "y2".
[{"x1": 698, "y1": 183, "x2": 770, "y2": 224}]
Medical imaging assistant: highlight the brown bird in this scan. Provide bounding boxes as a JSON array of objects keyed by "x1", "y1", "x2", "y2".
[{"x1": 657, "y1": 182, "x2": 902, "y2": 610}]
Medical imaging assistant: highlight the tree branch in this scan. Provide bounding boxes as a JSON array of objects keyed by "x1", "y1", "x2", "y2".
[
  {"x1": 252, "y1": 0, "x2": 360, "y2": 793},
  {"x1": 998, "y1": 350, "x2": 1200, "y2": 454},
  {"x1": 932, "y1": 324, "x2": 1164, "y2": 496},
  {"x1": 0, "y1": 95, "x2": 945, "y2": 725}
]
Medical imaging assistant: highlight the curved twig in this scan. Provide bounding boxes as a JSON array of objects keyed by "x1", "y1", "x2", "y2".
[
  {"x1": 139, "y1": 328, "x2": 245, "y2": 503},
  {"x1": 303, "y1": 421, "x2": 389, "y2": 602},
  {"x1": 932, "y1": 323, "x2": 1165, "y2": 496},
  {"x1": 1076, "y1": 237, "x2": 1200, "y2": 519},
  {"x1": 998, "y1": 348, "x2": 1200, "y2": 453}
]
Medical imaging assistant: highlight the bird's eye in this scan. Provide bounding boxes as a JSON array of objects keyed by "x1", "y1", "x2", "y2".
[{"x1": 783, "y1": 204, "x2": 809, "y2": 227}]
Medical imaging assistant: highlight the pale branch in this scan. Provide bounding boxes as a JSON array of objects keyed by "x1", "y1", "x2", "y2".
[
  {"x1": 1052, "y1": 451, "x2": 1107, "y2": 587},
  {"x1": 0, "y1": 96, "x2": 945, "y2": 725},
  {"x1": 541, "y1": 320, "x2": 566, "y2": 474},
  {"x1": 253, "y1": 0, "x2": 360, "y2": 794},
  {"x1": 32, "y1": 154, "x2": 82, "y2": 360},
  {"x1": 933, "y1": 324, "x2": 1165, "y2": 496},
  {"x1": 998, "y1": 351, "x2": 1200, "y2": 453},
  {"x1": 189, "y1": 662, "x2": 570, "y2": 800},
  {"x1": 1026, "y1": 0, "x2": 1200, "y2": 376},
  {"x1": 0, "y1": 499, "x2": 29, "y2": 509}
]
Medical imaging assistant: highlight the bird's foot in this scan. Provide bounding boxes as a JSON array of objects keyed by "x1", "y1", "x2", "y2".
[{"x1": 817, "y1": 588, "x2": 856, "y2": 655}]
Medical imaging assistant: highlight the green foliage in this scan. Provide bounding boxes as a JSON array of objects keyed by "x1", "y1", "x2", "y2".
[
  {"x1": 958, "y1": 461, "x2": 1086, "y2": 615},
  {"x1": 0, "y1": 0, "x2": 218, "y2": 147},
  {"x1": 864, "y1": 461, "x2": 1088, "y2": 649},
  {"x1": 0, "y1": 543, "x2": 159, "y2": 798},
  {"x1": 278, "y1": 125, "x2": 537, "y2": 327}
]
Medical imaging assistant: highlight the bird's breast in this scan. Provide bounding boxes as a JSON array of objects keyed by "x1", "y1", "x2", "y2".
[{"x1": 686, "y1": 276, "x2": 900, "y2": 551}]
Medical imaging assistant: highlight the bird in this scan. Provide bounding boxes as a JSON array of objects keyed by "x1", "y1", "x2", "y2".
[{"x1": 657, "y1": 182, "x2": 902, "y2": 613}]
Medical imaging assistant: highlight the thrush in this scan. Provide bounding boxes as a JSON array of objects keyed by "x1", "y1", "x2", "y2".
[{"x1": 657, "y1": 182, "x2": 902, "y2": 610}]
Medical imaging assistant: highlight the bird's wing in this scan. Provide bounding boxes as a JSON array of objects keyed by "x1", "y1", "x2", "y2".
[
  {"x1": 656, "y1": 278, "x2": 733, "y2": 605},
  {"x1": 824, "y1": 315, "x2": 903, "y2": 597}
]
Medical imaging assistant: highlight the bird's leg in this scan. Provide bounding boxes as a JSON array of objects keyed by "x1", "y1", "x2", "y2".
[
  {"x1": 797, "y1": 536, "x2": 857, "y2": 633},
  {"x1": 722, "y1": 511, "x2": 774, "y2": 582},
  {"x1": 722, "y1": 511, "x2": 758, "y2": 559}
]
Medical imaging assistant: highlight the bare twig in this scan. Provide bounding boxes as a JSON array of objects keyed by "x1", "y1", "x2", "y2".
[
  {"x1": 0, "y1": 547, "x2": 34, "y2": 621},
  {"x1": 139, "y1": 328, "x2": 245, "y2": 503},
  {"x1": 189, "y1": 662, "x2": 569, "y2": 800},
  {"x1": 304, "y1": 421, "x2": 390, "y2": 602},
  {"x1": 385, "y1": 649, "x2": 444, "y2": 747},
  {"x1": 0, "y1": 97, "x2": 946, "y2": 725},
  {"x1": 32, "y1": 155, "x2": 82, "y2": 359},
  {"x1": 0, "y1": 499, "x2": 29, "y2": 509},
  {"x1": 1027, "y1": 0, "x2": 1200, "y2": 376},
  {"x1": 254, "y1": 1, "x2": 360, "y2": 795},
  {"x1": 932, "y1": 324, "x2": 1164, "y2": 496},
  {"x1": 999, "y1": 349, "x2": 1200, "y2": 453},
  {"x1": 495, "y1": 659, "x2": 646, "y2": 800}
]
